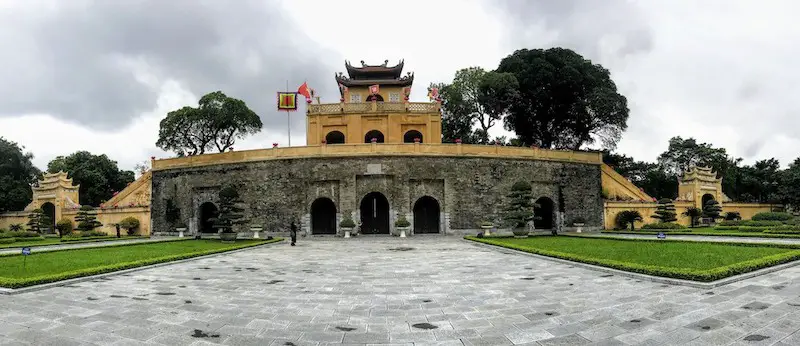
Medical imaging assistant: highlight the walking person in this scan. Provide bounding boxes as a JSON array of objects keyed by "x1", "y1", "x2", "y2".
[{"x1": 290, "y1": 221, "x2": 297, "y2": 246}]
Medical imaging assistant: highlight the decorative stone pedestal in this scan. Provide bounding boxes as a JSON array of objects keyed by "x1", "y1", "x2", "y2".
[
  {"x1": 398, "y1": 227, "x2": 409, "y2": 238},
  {"x1": 250, "y1": 227, "x2": 262, "y2": 239},
  {"x1": 176, "y1": 228, "x2": 186, "y2": 238},
  {"x1": 574, "y1": 223, "x2": 584, "y2": 233},
  {"x1": 342, "y1": 227, "x2": 353, "y2": 238}
]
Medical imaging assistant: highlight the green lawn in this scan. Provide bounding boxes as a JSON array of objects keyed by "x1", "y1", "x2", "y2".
[
  {"x1": 466, "y1": 235, "x2": 800, "y2": 282},
  {"x1": 0, "y1": 239, "x2": 281, "y2": 288},
  {"x1": 0, "y1": 236, "x2": 145, "y2": 250},
  {"x1": 602, "y1": 227, "x2": 800, "y2": 239}
]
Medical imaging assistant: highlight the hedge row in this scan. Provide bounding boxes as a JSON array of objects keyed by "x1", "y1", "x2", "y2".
[
  {"x1": 601, "y1": 230, "x2": 800, "y2": 239},
  {"x1": 466, "y1": 236, "x2": 800, "y2": 282},
  {"x1": 0, "y1": 238, "x2": 282, "y2": 288},
  {"x1": 641, "y1": 222, "x2": 686, "y2": 230}
]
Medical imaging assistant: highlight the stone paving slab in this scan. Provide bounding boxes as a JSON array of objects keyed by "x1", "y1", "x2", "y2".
[{"x1": 1, "y1": 237, "x2": 800, "y2": 345}]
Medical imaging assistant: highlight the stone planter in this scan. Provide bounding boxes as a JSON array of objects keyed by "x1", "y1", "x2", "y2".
[
  {"x1": 250, "y1": 227, "x2": 262, "y2": 239},
  {"x1": 512, "y1": 227, "x2": 529, "y2": 238},
  {"x1": 220, "y1": 232, "x2": 237, "y2": 243},
  {"x1": 341, "y1": 227, "x2": 353, "y2": 238},
  {"x1": 397, "y1": 226, "x2": 410, "y2": 238},
  {"x1": 175, "y1": 227, "x2": 186, "y2": 238},
  {"x1": 573, "y1": 223, "x2": 584, "y2": 233},
  {"x1": 480, "y1": 225, "x2": 493, "y2": 236}
]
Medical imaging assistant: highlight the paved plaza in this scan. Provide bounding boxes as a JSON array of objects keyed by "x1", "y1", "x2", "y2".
[{"x1": 2, "y1": 237, "x2": 800, "y2": 345}]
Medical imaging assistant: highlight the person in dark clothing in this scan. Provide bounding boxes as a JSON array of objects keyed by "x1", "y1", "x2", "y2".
[
  {"x1": 115, "y1": 224, "x2": 121, "y2": 238},
  {"x1": 290, "y1": 221, "x2": 297, "y2": 246}
]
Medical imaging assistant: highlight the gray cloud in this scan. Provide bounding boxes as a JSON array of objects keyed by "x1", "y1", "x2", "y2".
[
  {"x1": 485, "y1": 0, "x2": 654, "y2": 60},
  {"x1": 0, "y1": 0, "x2": 339, "y2": 133}
]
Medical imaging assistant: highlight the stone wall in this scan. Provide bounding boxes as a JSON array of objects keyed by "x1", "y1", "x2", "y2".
[{"x1": 151, "y1": 156, "x2": 603, "y2": 235}]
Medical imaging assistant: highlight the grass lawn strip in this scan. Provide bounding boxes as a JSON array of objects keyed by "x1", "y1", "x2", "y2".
[
  {"x1": 466, "y1": 235, "x2": 800, "y2": 282},
  {"x1": 0, "y1": 238, "x2": 281, "y2": 288},
  {"x1": 0, "y1": 238, "x2": 190, "y2": 255},
  {"x1": 601, "y1": 229, "x2": 800, "y2": 239},
  {"x1": 0, "y1": 236, "x2": 148, "y2": 250}
]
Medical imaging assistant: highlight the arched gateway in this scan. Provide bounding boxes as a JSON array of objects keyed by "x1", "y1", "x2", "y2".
[
  {"x1": 413, "y1": 196, "x2": 440, "y2": 234},
  {"x1": 360, "y1": 192, "x2": 390, "y2": 234},
  {"x1": 199, "y1": 202, "x2": 219, "y2": 233},
  {"x1": 310, "y1": 198, "x2": 337, "y2": 235}
]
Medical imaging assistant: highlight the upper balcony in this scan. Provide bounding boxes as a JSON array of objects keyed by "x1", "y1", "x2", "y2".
[{"x1": 307, "y1": 101, "x2": 441, "y2": 116}]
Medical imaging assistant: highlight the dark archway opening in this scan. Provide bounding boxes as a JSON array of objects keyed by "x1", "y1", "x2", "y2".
[
  {"x1": 702, "y1": 193, "x2": 715, "y2": 207},
  {"x1": 360, "y1": 192, "x2": 390, "y2": 234},
  {"x1": 311, "y1": 198, "x2": 337, "y2": 235},
  {"x1": 41, "y1": 202, "x2": 56, "y2": 233},
  {"x1": 413, "y1": 196, "x2": 440, "y2": 234},
  {"x1": 199, "y1": 202, "x2": 219, "y2": 233},
  {"x1": 364, "y1": 130, "x2": 385, "y2": 143},
  {"x1": 366, "y1": 94, "x2": 384, "y2": 102},
  {"x1": 534, "y1": 197, "x2": 555, "y2": 229},
  {"x1": 325, "y1": 131, "x2": 345, "y2": 144},
  {"x1": 403, "y1": 130, "x2": 423, "y2": 143}
]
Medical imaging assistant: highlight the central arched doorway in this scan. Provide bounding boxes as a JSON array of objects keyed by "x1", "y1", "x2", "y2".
[
  {"x1": 404, "y1": 130, "x2": 423, "y2": 143},
  {"x1": 534, "y1": 197, "x2": 555, "y2": 229},
  {"x1": 702, "y1": 193, "x2": 715, "y2": 207},
  {"x1": 364, "y1": 130, "x2": 385, "y2": 143},
  {"x1": 325, "y1": 131, "x2": 345, "y2": 144},
  {"x1": 360, "y1": 192, "x2": 390, "y2": 234},
  {"x1": 199, "y1": 202, "x2": 219, "y2": 233},
  {"x1": 310, "y1": 198, "x2": 337, "y2": 235},
  {"x1": 413, "y1": 196, "x2": 440, "y2": 234},
  {"x1": 41, "y1": 202, "x2": 56, "y2": 233}
]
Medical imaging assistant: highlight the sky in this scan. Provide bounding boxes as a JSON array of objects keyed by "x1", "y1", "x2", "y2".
[{"x1": 1, "y1": 0, "x2": 800, "y2": 174}]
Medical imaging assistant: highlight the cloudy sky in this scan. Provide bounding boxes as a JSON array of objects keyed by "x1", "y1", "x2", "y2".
[{"x1": 1, "y1": 0, "x2": 799, "y2": 174}]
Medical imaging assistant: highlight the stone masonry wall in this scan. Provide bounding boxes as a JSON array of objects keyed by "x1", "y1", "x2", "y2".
[{"x1": 150, "y1": 156, "x2": 603, "y2": 235}]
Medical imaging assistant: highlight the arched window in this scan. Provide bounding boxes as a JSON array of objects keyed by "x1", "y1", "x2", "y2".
[
  {"x1": 366, "y1": 94, "x2": 384, "y2": 102},
  {"x1": 403, "y1": 130, "x2": 423, "y2": 143},
  {"x1": 325, "y1": 131, "x2": 345, "y2": 144},
  {"x1": 364, "y1": 130, "x2": 385, "y2": 143}
]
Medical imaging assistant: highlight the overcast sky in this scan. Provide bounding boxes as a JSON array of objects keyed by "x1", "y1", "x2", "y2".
[{"x1": 1, "y1": 0, "x2": 799, "y2": 173}]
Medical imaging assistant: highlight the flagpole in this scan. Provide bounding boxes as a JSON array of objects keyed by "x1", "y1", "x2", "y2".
[{"x1": 286, "y1": 80, "x2": 291, "y2": 147}]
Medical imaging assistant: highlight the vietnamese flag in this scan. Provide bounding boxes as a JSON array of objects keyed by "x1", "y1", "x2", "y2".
[{"x1": 298, "y1": 82, "x2": 311, "y2": 99}]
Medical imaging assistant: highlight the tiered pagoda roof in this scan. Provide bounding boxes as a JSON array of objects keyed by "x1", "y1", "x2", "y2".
[
  {"x1": 335, "y1": 59, "x2": 414, "y2": 87},
  {"x1": 679, "y1": 166, "x2": 720, "y2": 183}
]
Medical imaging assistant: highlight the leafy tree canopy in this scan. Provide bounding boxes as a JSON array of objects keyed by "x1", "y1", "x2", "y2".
[
  {"x1": 0, "y1": 137, "x2": 41, "y2": 212},
  {"x1": 496, "y1": 48, "x2": 629, "y2": 150},
  {"x1": 156, "y1": 91, "x2": 262, "y2": 156},
  {"x1": 47, "y1": 151, "x2": 135, "y2": 207}
]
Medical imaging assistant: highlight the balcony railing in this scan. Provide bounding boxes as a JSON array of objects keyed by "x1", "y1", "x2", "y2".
[{"x1": 307, "y1": 101, "x2": 441, "y2": 115}]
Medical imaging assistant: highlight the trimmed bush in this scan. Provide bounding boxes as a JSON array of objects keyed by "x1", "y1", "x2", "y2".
[
  {"x1": 55, "y1": 218, "x2": 73, "y2": 238},
  {"x1": 641, "y1": 222, "x2": 686, "y2": 229},
  {"x1": 714, "y1": 226, "x2": 740, "y2": 231},
  {"x1": 738, "y1": 226, "x2": 770, "y2": 232},
  {"x1": 119, "y1": 217, "x2": 141, "y2": 236},
  {"x1": 719, "y1": 220, "x2": 745, "y2": 226},
  {"x1": 743, "y1": 220, "x2": 784, "y2": 227},
  {"x1": 7, "y1": 231, "x2": 41, "y2": 238},
  {"x1": 0, "y1": 238, "x2": 15, "y2": 244},
  {"x1": 752, "y1": 212, "x2": 793, "y2": 221}
]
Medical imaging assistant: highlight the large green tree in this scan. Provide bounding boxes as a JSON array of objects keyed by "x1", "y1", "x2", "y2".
[
  {"x1": 47, "y1": 151, "x2": 135, "y2": 206},
  {"x1": 156, "y1": 91, "x2": 262, "y2": 156},
  {"x1": 496, "y1": 48, "x2": 629, "y2": 150},
  {"x1": 0, "y1": 137, "x2": 41, "y2": 212}
]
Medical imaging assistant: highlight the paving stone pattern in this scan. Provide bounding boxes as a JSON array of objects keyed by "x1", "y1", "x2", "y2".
[{"x1": 2, "y1": 237, "x2": 800, "y2": 345}]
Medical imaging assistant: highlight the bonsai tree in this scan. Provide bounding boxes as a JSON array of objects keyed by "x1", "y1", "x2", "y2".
[
  {"x1": 119, "y1": 217, "x2": 141, "y2": 235},
  {"x1": 724, "y1": 211, "x2": 741, "y2": 221},
  {"x1": 55, "y1": 218, "x2": 73, "y2": 238},
  {"x1": 703, "y1": 199, "x2": 723, "y2": 222},
  {"x1": 212, "y1": 185, "x2": 248, "y2": 233},
  {"x1": 26, "y1": 208, "x2": 51, "y2": 233},
  {"x1": 651, "y1": 198, "x2": 677, "y2": 223},
  {"x1": 682, "y1": 207, "x2": 703, "y2": 228},
  {"x1": 339, "y1": 214, "x2": 356, "y2": 228},
  {"x1": 75, "y1": 205, "x2": 103, "y2": 232},
  {"x1": 616, "y1": 210, "x2": 643, "y2": 232},
  {"x1": 502, "y1": 181, "x2": 535, "y2": 233},
  {"x1": 394, "y1": 215, "x2": 411, "y2": 228}
]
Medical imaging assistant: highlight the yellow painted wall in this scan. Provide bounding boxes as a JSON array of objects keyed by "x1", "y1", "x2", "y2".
[
  {"x1": 604, "y1": 200, "x2": 774, "y2": 229},
  {"x1": 0, "y1": 212, "x2": 29, "y2": 231},
  {"x1": 307, "y1": 102, "x2": 442, "y2": 145},
  {"x1": 600, "y1": 164, "x2": 655, "y2": 202}
]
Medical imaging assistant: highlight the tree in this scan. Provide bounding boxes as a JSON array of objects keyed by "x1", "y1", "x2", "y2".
[
  {"x1": 211, "y1": 185, "x2": 248, "y2": 233},
  {"x1": 55, "y1": 218, "x2": 73, "y2": 238},
  {"x1": 47, "y1": 151, "x2": 135, "y2": 207},
  {"x1": 682, "y1": 207, "x2": 703, "y2": 228},
  {"x1": 496, "y1": 48, "x2": 629, "y2": 150},
  {"x1": 651, "y1": 198, "x2": 677, "y2": 223},
  {"x1": 119, "y1": 217, "x2": 141, "y2": 236},
  {"x1": 603, "y1": 151, "x2": 678, "y2": 199},
  {"x1": 703, "y1": 200, "x2": 723, "y2": 221},
  {"x1": 156, "y1": 91, "x2": 262, "y2": 156},
  {"x1": 502, "y1": 181, "x2": 536, "y2": 229},
  {"x1": 657, "y1": 136, "x2": 739, "y2": 179},
  {"x1": 616, "y1": 210, "x2": 643, "y2": 231},
  {"x1": 26, "y1": 208, "x2": 51, "y2": 233},
  {"x1": 74, "y1": 205, "x2": 102, "y2": 232},
  {"x1": 436, "y1": 82, "x2": 477, "y2": 143},
  {"x1": 0, "y1": 137, "x2": 41, "y2": 213},
  {"x1": 778, "y1": 158, "x2": 800, "y2": 209}
]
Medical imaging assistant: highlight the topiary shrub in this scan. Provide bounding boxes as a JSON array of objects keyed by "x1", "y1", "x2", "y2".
[
  {"x1": 724, "y1": 212, "x2": 742, "y2": 221},
  {"x1": 394, "y1": 215, "x2": 411, "y2": 228},
  {"x1": 75, "y1": 206, "x2": 102, "y2": 232},
  {"x1": 652, "y1": 199, "x2": 677, "y2": 223},
  {"x1": 8, "y1": 231, "x2": 42, "y2": 238},
  {"x1": 752, "y1": 212, "x2": 793, "y2": 221},
  {"x1": 339, "y1": 214, "x2": 355, "y2": 228},
  {"x1": 119, "y1": 217, "x2": 141, "y2": 236},
  {"x1": 702, "y1": 200, "x2": 723, "y2": 222},
  {"x1": 743, "y1": 220, "x2": 783, "y2": 227},
  {"x1": 0, "y1": 238, "x2": 14, "y2": 244},
  {"x1": 55, "y1": 218, "x2": 73, "y2": 238},
  {"x1": 641, "y1": 222, "x2": 686, "y2": 229},
  {"x1": 79, "y1": 230, "x2": 107, "y2": 237},
  {"x1": 719, "y1": 220, "x2": 745, "y2": 226},
  {"x1": 212, "y1": 185, "x2": 248, "y2": 233},
  {"x1": 738, "y1": 226, "x2": 770, "y2": 232},
  {"x1": 502, "y1": 181, "x2": 536, "y2": 229}
]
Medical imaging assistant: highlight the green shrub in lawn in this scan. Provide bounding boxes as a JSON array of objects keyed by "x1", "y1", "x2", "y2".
[
  {"x1": 641, "y1": 222, "x2": 685, "y2": 229},
  {"x1": 765, "y1": 229, "x2": 800, "y2": 234},
  {"x1": 465, "y1": 235, "x2": 800, "y2": 282},
  {"x1": 743, "y1": 220, "x2": 784, "y2": 227},
  {"x1": 719, "y1": 220, "x2": 745, "y2": 226},
  {"x1": 0, "y1": 238, "x2": 14, "y2": 244},
  {"x1": 0, "y1": 238, "x2": 282, "y2": 288},
  {"x1": 7, "y1": 231, "x2": 42, "y2": 238},
  {"x1": 737, "y1": 226, "x2": 770, "y2": 232},
  {"x1": 752, "y1": 212, "x2": 793, "y2": 221}
]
